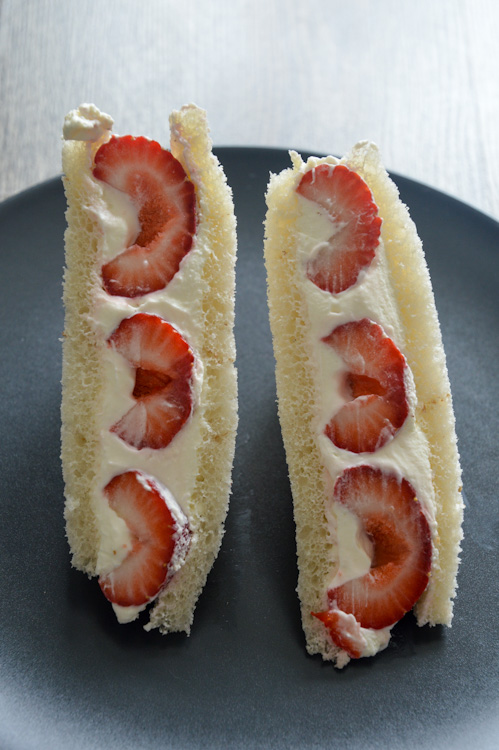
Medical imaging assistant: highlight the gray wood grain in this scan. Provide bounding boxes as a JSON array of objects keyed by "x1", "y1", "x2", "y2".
[{"x1": 0, "y1": 0, "x2": 497, "y2": 221}]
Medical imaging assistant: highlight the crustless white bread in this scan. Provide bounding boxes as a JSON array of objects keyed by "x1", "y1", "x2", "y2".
[
  {"x1": 264, "y1": 144, "x2": 463, "y2": 665},
  {"x1": 61, "y1": 104, "x2": 237, "y2": 634}
]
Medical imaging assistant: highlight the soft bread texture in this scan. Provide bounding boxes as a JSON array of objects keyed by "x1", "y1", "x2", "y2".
[
  {"x1": 61, "y1": 105, "x2": 238, "y2": 634},
  {"x1": 264, "y1": 143, "x2": 463, "y2": 663}
]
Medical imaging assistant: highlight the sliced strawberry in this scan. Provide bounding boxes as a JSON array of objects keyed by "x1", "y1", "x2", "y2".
[
  {"x1": 327, "y1": 465, "x2": 432, "y2": 630},
  {"x1": 94, "y1": 135, "x2": 196, "y2": 298},
  {"x1": 296, "y1": 164, "x2": 381, "y2": 294},
  {"x1": 99, "y1": 470, "x2": 191, "y2": 607},
  {"x1": 108, "y1": 313, "x2": 194, "y2": 450},
  {"x1": 322, "y1": 318, "x2": 408, "y2": 453},
  {"x1": 312, "y1": 608, "x2": 366, "y2": 659}
]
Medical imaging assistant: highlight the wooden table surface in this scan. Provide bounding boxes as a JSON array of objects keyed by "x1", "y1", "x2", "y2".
[{"x1": 0, "y1": 0, "x2": 498, "y2": 223}]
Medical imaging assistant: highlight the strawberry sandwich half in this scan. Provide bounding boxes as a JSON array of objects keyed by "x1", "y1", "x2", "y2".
[
  {"x1": 61, "y1": 104, "x2": 237, "y2": 633},
  {"x1": 264, "y1": 144, "x2": 464, "y2": 667}
]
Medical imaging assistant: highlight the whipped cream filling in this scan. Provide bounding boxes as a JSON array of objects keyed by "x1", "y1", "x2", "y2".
[
  {"x1": 63, "y1": 103, "x2": 114, "y2": 142},
  {"x1": 89, "y1": 179, "x2": 206, "y2": 536},
  {"x1": 293, "y1": 155, "x2": 437, "y2": 659},
  {"x1": 65, "y1": 111, "x2": 207, "y2": 622}
]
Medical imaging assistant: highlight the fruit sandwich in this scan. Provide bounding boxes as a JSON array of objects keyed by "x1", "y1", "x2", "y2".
[
  {"x1": 264, "y1": 144, "x2": 464, "y2": 667},
  {"x1": 61, "y1": 104, "x2": 238, "y2": 633}
]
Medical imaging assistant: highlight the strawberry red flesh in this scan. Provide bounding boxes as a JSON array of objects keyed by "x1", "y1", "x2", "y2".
[
  {"x1": 327, "y1": 465, "x2": 432, "y2": 630},
  {"x1": 99, "y1": 470, "x2": 191, "y2": 607},
  {"x1": 312, "y1": 609, "x2": 365, "y2": 659},
  {"x1": 323, "y1": 318, "x2": 409, "y2": 453},
  {"x1": 94, "y1": 135, "x2": 196, "y2": 298},
  {"x1": 108, "y1": 313, "x2": 194, "y2": 450},
  {"x1": 296, "y1": 164, "x2": 381, "y2": 294},
  {"x1": 133, "y1": 367, "x2": 172, "y2": 398}
]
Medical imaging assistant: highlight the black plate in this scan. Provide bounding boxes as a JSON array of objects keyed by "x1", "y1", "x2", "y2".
[{"x1": 1, "y1": 148, "x2": 498, "y2": 750}]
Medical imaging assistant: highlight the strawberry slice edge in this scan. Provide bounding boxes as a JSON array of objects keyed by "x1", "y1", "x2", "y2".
[
  {"x1": 312, "y1": 609, "x2": 365, "y2": 659},
  {"x1": 94, "y1": 135, "x2": 196, "y2": 298},
  {"x1": 322, "y1": 318, "x2": 409, "y2": 454},
  {"x1": 98, "y1": 470, "x2": 191, "y2": 608},
  {"x1": 327, "y1": 465, "x2": 432, "y2": 630},
  {"x1": 107, "y1": 313, "x2": 194, "y2": 451},
  {"x1": 296, "y1": 164, "x2": 382, "y2": 295}
]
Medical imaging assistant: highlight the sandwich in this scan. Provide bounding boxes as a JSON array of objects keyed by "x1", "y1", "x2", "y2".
[
  {"x1": 264, "y1": 143, "x2": 464, "y2": 666},
  {"x1": 61, "y1": 103, "x2": 238, "y2": 634}
]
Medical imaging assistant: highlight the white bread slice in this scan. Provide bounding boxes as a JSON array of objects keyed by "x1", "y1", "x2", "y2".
[
  {"x1": 61, "y1": 104, "x2": 237, "y2": 634},
  {"x1": 264, "y1": 144, "x2": 463, "y2": 666}
]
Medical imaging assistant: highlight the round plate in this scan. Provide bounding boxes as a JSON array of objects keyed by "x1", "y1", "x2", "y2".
[{"x1": 1, "y1": 148, "x2": 498, "y2": 750}]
